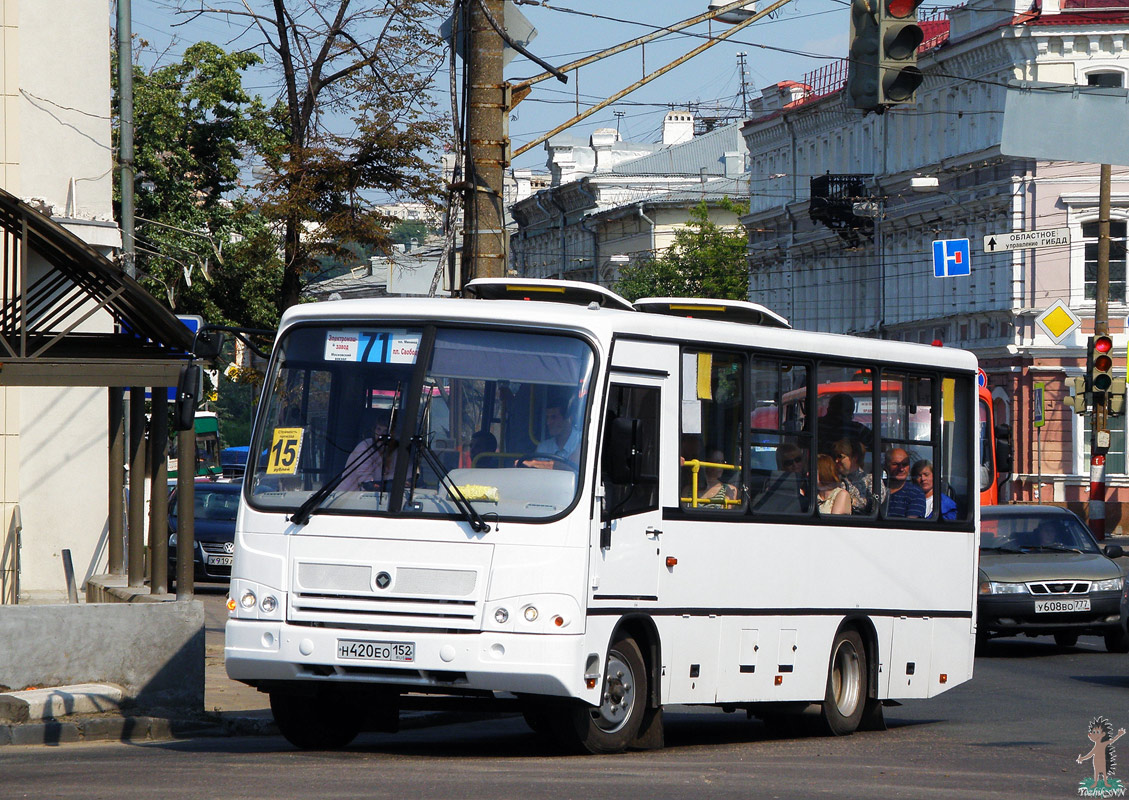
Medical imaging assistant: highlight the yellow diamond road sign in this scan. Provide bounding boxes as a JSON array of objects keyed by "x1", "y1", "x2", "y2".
[{"x1": 1034, "y1": 299, "x2": 1081, "y2": 344}]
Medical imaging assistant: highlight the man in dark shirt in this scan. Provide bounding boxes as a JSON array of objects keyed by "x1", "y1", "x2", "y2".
[{"x1": 884, "y1": 447, "x2": 926, "y2": 518}]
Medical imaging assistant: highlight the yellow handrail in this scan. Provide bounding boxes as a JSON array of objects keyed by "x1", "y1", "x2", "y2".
[{"x1": 681, "y1": 459, "x2": 739, "y2": 508}]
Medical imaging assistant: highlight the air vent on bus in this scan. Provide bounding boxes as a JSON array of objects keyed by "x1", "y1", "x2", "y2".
[
  {"x1": 463, "y1": 277, "x2": 635, "y2": 311},
  {"x1": 633, "y1": 297, "x2": 791, "y2": 328}
]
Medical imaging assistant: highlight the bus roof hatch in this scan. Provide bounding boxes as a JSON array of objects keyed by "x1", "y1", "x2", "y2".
[{"x1": 633, "y1": 297, "x2": 791, "y2": 329}]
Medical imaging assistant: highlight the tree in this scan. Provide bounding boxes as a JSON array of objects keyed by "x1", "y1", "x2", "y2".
[
  {"x1": 172, "y1": 1, "x2": 450, "y2": 310},
  {"x1": 117, "y1": 40, "x2": 284, "y2": 331},
  {"x1": 614, "y1": 200, "x2": 750, "y2": 302}
]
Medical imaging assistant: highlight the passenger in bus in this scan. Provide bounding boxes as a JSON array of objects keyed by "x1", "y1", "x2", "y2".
[
  {"x1": 883, "y1": 448, "x2": 926, "y2": 518},
  {"x1": 831, "y1": 438, "x2": 877, "y2": 514},
  {"x1": 469, "y1": 430, "x2": 498, "y2": 467},
  {"x1": 751, "y1": 443, "x2": 806, "y2": 514},
  {"x1": 687, "y1": 449, "x2": 738, "y2": 507},
  {"x1": 911, "y1": 459, "x2": 956, "y2": 520},
  {"x1": 816, "y1": 454, "x2": 851, "y2": 515},
  {"x1": 818, "y1": 393, "x2": 874, "y2": 452},
  {"x1": 338, "y1": 410, "x2": 398, "y2": 492}
]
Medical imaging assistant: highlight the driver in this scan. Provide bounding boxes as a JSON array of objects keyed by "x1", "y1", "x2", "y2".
[{"x1": 520, "y1": 396, "x2": 580, "y2": 469}]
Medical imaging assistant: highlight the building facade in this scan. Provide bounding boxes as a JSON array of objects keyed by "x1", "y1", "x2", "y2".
[
  {"x1": 512, "y1": 112, "x2": 749, "y2": 284},
  {"x1": 740, "y1": 0, "x2": 1129, "y2": 528},
  {"x1": 1, "y1": 0, "x2": 120, "y2": 600}
]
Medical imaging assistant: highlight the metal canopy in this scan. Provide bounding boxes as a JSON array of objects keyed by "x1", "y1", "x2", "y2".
[{"x1": 0, "y1": 188, "x2": 193, "y2": 387}]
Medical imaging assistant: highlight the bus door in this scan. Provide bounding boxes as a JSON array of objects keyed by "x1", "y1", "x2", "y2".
[{"x1": 594, "y1": 378, "x2": 663, "y2": 602}]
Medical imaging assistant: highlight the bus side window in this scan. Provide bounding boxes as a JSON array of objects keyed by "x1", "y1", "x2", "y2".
[
  {"x1": 680, "y1": 350, "x2": 744, "y2": 511},
  {"x1": 748, "y1": 358, "x2": 811, "y2": 516},
  {"x1": 602, "y1": 384, "x2": 660, "y2": 518}
]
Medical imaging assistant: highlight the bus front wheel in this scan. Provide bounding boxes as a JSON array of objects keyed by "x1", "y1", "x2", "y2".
[
  {"x1": 821, "y1": 628, "x2": 867, "y2": 736},
  {"x1": 270, "y1": 690, "x2": 363, "y2": 750},
  {"x1": 554, "y1": 635, "x2": 646, "y2": 754}
]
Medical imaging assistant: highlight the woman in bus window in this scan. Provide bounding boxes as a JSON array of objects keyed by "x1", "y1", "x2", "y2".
[
  {"x1": 691, "y1": 449, "x2": 738, "y2": 507},
  {"x1": 912, "y1": 459, "x2": 956, "y2": 520},
  {"x1": 817, "y1": 454, "x2": 851, "y2": 515},
  {"x1": 831, "y1": 438, "x2": 876, "y2": 514}
]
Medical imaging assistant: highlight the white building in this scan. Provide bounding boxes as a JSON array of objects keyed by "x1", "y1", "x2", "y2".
[{"x1": 512, "y1": 112, "x2": 750, "y2": 283}]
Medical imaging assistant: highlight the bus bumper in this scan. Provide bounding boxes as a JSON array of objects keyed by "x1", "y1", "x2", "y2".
[{"x1": 225, "y1": 618, "x2": 594, "y2": 700}]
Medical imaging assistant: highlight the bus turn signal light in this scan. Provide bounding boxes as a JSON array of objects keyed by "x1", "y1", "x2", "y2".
[{"x1": 666, "y1": 556, "x2": 678, "y2": 567}]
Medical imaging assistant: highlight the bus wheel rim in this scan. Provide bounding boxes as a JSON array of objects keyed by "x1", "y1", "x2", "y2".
[
  {"x1": 593, "y1": 651, "x2": 635, "y2": 733},
  {"x1": 832, "y1": 640, "x2": 862, "y2": 716}
]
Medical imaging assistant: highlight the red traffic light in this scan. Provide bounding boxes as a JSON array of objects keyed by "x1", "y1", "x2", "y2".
[
  {"x1": 886, "y1": 0, "x2": 922, "y2": 18},
  {"x1": 1095, "y1": 335, "x2": 1114, "y2": 354},
  {"x1": 1096, "y1": 353, "x2": 1114, "y2": 372}
]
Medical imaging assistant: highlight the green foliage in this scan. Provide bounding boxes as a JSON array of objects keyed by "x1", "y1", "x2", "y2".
[
  {"x1": 614, "y1": 200, "x2": 750, "y2": 302},
  {"x1": 390, "y1": 220, "x2": 432, "y2": 246},
  {"x1": 115, "y1": 41, "x2": 284, "y2": 330}
]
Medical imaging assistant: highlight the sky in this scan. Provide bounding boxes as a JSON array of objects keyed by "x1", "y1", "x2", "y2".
[{"x1": 126, "y1": 1, "x2": 858, "y2": 172}]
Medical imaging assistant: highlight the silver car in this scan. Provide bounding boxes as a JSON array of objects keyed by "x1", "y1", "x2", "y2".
[{"x1": 978, "y1": 505, "x2": 1128, "y2": 651}]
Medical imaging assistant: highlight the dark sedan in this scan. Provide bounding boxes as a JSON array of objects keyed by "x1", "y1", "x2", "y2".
[
  {"x1": 168, "y1": 481, "x2": 241, "y2": 582},
  {"x1": 978, "y1": 505, "x2": 1127, "y2": 651}
]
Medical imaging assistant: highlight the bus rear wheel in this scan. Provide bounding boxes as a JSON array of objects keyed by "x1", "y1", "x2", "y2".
[
  {"x1": 553, "y1": 635, "x2": 646, "y2": 754},
  {"x1": 821, "y1": 628, "x2": 867, "y2": 736},
  {"x1": 270, "y1": 690, "x2": 363, "y2": 750}
]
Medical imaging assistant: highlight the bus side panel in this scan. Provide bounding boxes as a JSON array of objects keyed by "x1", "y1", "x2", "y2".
[
  {"x1": 927, "y1": 617, "x2": 976, "y2": 697},
  {"x1": 656, "y1": 616, "x2": 722, "y2": 704},
  {"x1": 713, "y1": 616, "x2": 838, "y2": 705},
  {"x1": 886, "y1": 617, "x2": 933, "y2": 699}
]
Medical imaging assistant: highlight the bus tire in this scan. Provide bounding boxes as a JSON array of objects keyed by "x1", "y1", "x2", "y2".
[
  {"x1": 270, "y1": 690, "x2": 363, "y2": 750},
  {"x1": 554, "y1": 635, "x2": 646, "y2": 754},
  {"x1": 821, "y1": 628, "x2": 867, "y2": 736}
]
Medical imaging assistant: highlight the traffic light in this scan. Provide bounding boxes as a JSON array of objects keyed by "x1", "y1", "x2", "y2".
[
  {"x1": 1091, "y1": 334, "x2": 1115, "y2": 401},
  {"x1": 1110, "y1": 377, "x2": 1127, "y2": 416},
  {"x1": 1064, "y1": 375, "x2": 1088, "y2": 414},
  {"x1": 846, "y1": 0, "x2": 880, "y2": 111},
  {"x1": 878, "y1": 0, "x2": 924, "y2": 105}
]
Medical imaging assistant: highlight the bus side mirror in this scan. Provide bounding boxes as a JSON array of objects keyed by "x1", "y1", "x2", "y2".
[
  {"x1": 605, "y1": 416, "x2": 640, "y2": 484},
  {"x1": 994, "y1": 422, "x2": 1012, "y2": 478},
  {"x1": 174, "y1": 364, "x2": 202, "y2": 431}
]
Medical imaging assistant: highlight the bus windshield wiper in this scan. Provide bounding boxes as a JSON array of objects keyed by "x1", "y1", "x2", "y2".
[
  {"x1": 289, "y1": 435, "x2": 393, "y2": 526},
  {"x1": 411, "y1": 435, "x2": 489, "y2": 533}
]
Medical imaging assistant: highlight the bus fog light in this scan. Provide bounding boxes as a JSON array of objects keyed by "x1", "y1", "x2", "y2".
[
  {"x1": 523, "y1": 606, "x2": 539, "y2": 622},
  {"x1": 494, "y1": 607, "x2": 509, "y2": 624},
  {"x1": 260, "y1": 595, "x2": 277, "y2": 613},
  {"x1": 240, "y1": 590, "x2": 257, "y2": 609}
]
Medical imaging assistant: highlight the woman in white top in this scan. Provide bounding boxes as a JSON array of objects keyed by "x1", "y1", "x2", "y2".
[{"x1": 817, "y1": 453, "x2": 850, "y2": 515}]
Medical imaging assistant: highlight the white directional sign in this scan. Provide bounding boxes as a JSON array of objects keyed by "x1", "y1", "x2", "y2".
[{"x1": 983, "y1": 228, "x2": 1070, "y2": 253}]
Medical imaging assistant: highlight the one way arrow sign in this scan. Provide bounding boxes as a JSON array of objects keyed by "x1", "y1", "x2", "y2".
[{"x1": 983, "y1": 228, "x2": 1070, "y2": 252}]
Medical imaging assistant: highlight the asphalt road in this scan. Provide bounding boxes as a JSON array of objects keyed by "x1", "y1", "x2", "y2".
[{"x1": 3, "y1": 630, "x2": 1127, "y2": 800}]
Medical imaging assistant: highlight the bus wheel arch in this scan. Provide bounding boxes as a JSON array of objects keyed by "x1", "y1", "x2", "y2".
[{"x1": 613, "y1": 614, "x2": 664, "y2": 750}]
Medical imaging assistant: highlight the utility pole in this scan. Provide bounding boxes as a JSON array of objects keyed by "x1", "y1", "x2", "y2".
[
  {"x1": 462, "y1": 0, "x2": 508, "y2": 283},
  {"x1": 116, "y1": 0, "x2": 136, "y2": 279},
  {"x1": 1088, "y1": 163, "x2": 1113, "y2": 538},
  {"x1": 737, "y1": 52, "x2": 749, "y2": 116}
]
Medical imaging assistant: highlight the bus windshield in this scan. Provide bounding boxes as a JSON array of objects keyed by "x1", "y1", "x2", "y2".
[{"x1": 248, "y1": 324, "x2": 595, "y2": 523}]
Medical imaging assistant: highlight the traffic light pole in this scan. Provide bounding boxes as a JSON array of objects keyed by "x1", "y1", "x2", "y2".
[{"x1": 1088, "y1": 163, "x2": 1112, "y2": 539}]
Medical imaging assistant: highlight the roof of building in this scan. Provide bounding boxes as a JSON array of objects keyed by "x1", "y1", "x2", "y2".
[{"x1": 608, "y1": 123, "x2": 747, "y2": 177}]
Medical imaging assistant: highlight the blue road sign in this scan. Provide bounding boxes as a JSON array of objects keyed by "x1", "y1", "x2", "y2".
[{"x1": 932, "y1": 238, "x2": 971, "y2": 277}]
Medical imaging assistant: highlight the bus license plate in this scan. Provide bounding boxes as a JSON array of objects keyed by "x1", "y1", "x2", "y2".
[
  {"x1": 1034, "y1": 598, "x2": 1091, "y2": 613},
  {"x1": 337, "y1": 639, "x2": 415, "y2": 662}
]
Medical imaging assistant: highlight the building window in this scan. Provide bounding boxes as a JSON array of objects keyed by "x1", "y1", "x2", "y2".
[
  {"x1": 1087, "y1": 71, "x2": 1125, "y2": 88},
  {"x1": 1083, "y1": 219, "x2": 1128, "y2": 303},
  {"x1": 1082, "y1": 414, "x2": 1127, "y2": 474}
]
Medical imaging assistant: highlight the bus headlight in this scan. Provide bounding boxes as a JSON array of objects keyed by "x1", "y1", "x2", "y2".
[
  {"x1": 260, "y1": 595, "x2": 278, "y2": 613},
  {"x1": 494, "y1": 607, "x2": 509, "y2": 624},
  {"x1": 523, "y1": 606, "x2": 539, "y2": 622},
  {"x1": 240, "y1": 590, "x2": 257, "y2": 609}
]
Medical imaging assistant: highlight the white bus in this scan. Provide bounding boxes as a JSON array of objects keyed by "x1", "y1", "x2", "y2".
[{"x1": 225, "y1": 279, "x2": 979, "y2": 754}]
